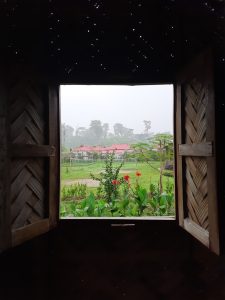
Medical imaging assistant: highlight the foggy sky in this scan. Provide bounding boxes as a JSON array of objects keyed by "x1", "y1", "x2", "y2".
[{"x1": 60, "y1": 85, "x2": 173, "y2": 134}]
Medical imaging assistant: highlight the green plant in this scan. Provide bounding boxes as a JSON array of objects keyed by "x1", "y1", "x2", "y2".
[
  {"x1": 108, "y1": 197, "x2": 119, "y2": 216},
  {"x1": 60, "y1": 202, "x2": 67, "y2": 217},
  {"x1": 60, "y1": 161, "x2": 175, "y2": 218},
  {"x1": 61, "y1": 183, "x2": 87, "y2": 201},
  {"x1": 130, "y1": 133, "x2": 174, "y2": 193},
  {"x1": 149, "y1": 181, "x2": 174, "y2": 216},
  {"x1": 95, "y1": 199, "x2": 107, "y2": 217},
  {"x1": 162, "y1": 171, "x2": 174, "y2": 177},
  {"x1": 96, "y1": 184, "x2": 104, "y2": 199},
  {"x1": 81, "y1": 192, "x2": 95, "y2": 216},
  {"x1": 60, "y1": 201, "x2": 80, "y2": 217},
  {"x1": 118, "y1": 179, "x2": 131, "y2": 216},
  {"x1": 133, "y1": 185, "x2": 148, "y2": 216},
  {"x1": 119, "y1": 197, "x2": 130, "y2": 216},
  {"x1": 90, "y1": 152, "x2": 124, "y2": 203}
]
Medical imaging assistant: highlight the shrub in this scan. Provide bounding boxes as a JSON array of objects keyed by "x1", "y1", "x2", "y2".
[
  {"x1": 61, "y1": 155, "x2": 175, "y2": 217},
  {"x1": 61, "y1": 183, "x2": 87, "y2": 201},
  {"x1": 90, "y1": 152, "x2": 124, "y2": 203}
]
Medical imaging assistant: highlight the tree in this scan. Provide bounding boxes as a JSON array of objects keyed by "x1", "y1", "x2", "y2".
[
  {"x1": 131, "y1": 133, "x2": 174, "y2": 193},
  {"x1": 89, "y1": 120, "x2": 103, "y2": 140},
  {"x1": 151, "y1": 133, "x2": 174, "y2": 162},
  {"x1": 76, "y1": 127, "x2": 87, "y2": 137},
  {"x1": 123, "y1": 127, "x2": 134, "y2": 138},
  {"x1": 113, "y1": 123, "x2": 124, "y2": 137},
  {"x1": 113, "y1": 123, "x2": 134, "y2": 138},
  {"x1": 102, "y1": 123, "x2": 109, "y2": 139},
  {"x1": 143, "y1": 120, "x2": 151, "y2": 134},
  {"x1": 61, "y1": 123, "x2": 74, "y2": 148}
]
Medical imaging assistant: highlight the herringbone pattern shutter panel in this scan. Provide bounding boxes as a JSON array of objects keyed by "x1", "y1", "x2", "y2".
[
  {"x1": 9, "y1": 80, "x2": 48, "y2": 231},
  {"x1": 10, "y1": 158, "x2": 47, "y2": 229},
  {"x1": 176, "y1": 50, "x2": 220, "y2": 254},
  {"x1": 10, "y1": 82, "x2": 46, "y2": 145},
  {"x1": 184, "y1": 80, "x2": 208, "y2": 230},
  {"x1": 0, "y1": 68, "x2": 58, "y2": 251}
]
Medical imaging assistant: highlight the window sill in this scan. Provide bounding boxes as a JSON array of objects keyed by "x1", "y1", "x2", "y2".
[{"x1": 60, "y1": 216, "x2": 175, "y2": 221}]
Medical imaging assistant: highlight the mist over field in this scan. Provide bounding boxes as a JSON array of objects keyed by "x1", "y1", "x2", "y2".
[{"x1": 60, "y1": 85, "x2": 173, "y2": 148}]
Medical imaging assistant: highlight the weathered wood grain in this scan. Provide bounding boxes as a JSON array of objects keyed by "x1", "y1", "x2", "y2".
[
  {"x1": 176, "y1": 50, "x2": 220, "y2": 254},
  {"x1": 184, "y1": 218, "x2": 209, "y2": 247},
  {"x1": 175, "y1": 84, "x2": 185, "y2": 227},
  {"x1": 10, "y1": 145, "x2": 56, "y2": 157},
  {"x1": 48, "y1": 86, "x2": 60, "y2": 229},
  {"x1": 0, "y1": 81, "x2": 11, "y2": 252},
  {"x1": 12, "y1": 218, "x2": 50, "y2": 247},
  {"x1": 9, "y1": 79, "x2": 49, "y2": 233},
  {"x1": 7, "y1": 77, "x2": 60, "y2": 248},
  {"x1": 178, "y1": 142, "x2": 213, "y2": 157}
]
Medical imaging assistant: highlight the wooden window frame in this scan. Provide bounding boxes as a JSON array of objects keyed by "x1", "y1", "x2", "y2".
[
  {"x1": 58, "y1": 83, "x2": 176, "y2": 222},
  {"x1": 0, "y1": 50, "x2": 220, "y2": 256}
]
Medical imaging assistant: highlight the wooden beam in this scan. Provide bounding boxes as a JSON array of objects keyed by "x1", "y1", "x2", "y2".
[
  {"x1": 10, "y1": 145, "x2": 56, "y2": 157},
  {"x1": 178, "y1": 142, "x2": 213, "y2": 157},
  {"x1": 48, "y1": 86, "x2": 60, "y2": 228},
  {"x1": 206, "y1": 56, "x2": 220, "y2": 255},
  {"x1": 184, "y1": 218, "x2": 209, "y2": 248},
  {"x1": 12, "y1": 219, "x2": 50, "y2": 247},
  {"x1": 0, "y1": 80, "x2": 11, "y2": 253},
  {"x1": 175, "y1": 84, "x2": 185, "y2": 227}
]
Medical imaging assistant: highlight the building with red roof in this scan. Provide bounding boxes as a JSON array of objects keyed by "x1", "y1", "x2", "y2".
[{"x1": 72, "y1": 144, "x2": 132, "y2": 160}]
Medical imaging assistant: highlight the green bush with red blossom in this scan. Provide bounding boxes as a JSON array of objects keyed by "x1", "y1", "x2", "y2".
[{"x1": 60, "y1": 153, "x2": 175, "y2": 217}]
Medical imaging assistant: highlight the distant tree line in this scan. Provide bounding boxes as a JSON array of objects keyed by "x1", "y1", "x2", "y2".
[{"x1": 61, "y1": 120, "x2": 155, "y2": 149}]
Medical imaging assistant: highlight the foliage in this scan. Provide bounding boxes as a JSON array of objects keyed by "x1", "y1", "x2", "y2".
[
  {"x1": 163, "y1": 170, "x2": 174, "y2": 177},
  {"x1": 133, "y1": 185, "x2": 148, "y2": 216},
  {"x1": 90, "y1": 152, "x2": 124, "y2": 203},
  {"x1": 89, "y1": 120, "x2": 104, "y2": 141},
  {"x1": 95, "y1": 199, "x2": 107, "y2": 217},
  {"x1": 60, "y1": 179, "x2": 174, "y2": 218},
  {"x1": 130, "y1": 132, "x2": 174, "y2": 193},
  {"x1": 61, "y1": 120, "x2": 154, "y2": 148},
  {"x1": 143, "y1": 120, "x2": 151, "y2": 134},
  {"x1": 148, "y1": 181, "x2": 174, "y2": 216},
  {"x1": 60, "y1": 168, "x2": 174, "y2": 218},
  {"x1": 61, "y1": 183, "x2": 87, "y2": 201},
  {"x1": 113, "y1": 123, "x2": 134, "y2": 138},
  {"x1": 150, "y1": 133, "x2": 174, "y2": 162},
  {"x1": 131, "y1": 133, "x2": 173, "y2": 163},
  {"x1": 81, "y1": 192, "x2": 96, "y2": 216},
  {"x1": 60, "y1": 151, "x2": 175, "y2": 218},
  {"x1": 61, "y1": 123, "x2": 74, "y2": 148}
]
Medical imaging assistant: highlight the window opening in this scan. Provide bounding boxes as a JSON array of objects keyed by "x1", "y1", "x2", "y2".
[{"x1": 60, "y1": 85, "x2": 174, "y2": 218}]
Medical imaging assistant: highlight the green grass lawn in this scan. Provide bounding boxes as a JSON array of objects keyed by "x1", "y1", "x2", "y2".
[{"x1": 61, "y1": 160, "x2": 174, "y2": 191}]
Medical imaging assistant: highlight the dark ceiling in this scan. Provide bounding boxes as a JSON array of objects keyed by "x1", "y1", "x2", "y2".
[{"x1": 0, "y1": 0, "x2": 224, "y2": 82}]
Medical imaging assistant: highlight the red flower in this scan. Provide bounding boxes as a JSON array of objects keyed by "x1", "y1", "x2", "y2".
[
  {"x1": 123, "y1": 175, "x2": 130, "y2": 182},
  {"x1": 112, "y1": 179, "x2": 120, "y2": 185},
  {"x1": 136, "y1": 171, "x2": 141, "y2": 177}
]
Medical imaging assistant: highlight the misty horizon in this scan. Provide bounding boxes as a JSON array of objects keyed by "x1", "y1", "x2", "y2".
[
  {"x1": 61, "y1": 120, "x2": 172, "y2": 136},
  {"x1": 60, "y1": 85, "x2": 173, "y2": 135}
]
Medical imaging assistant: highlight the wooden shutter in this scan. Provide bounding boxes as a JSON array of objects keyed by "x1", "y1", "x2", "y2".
[
  {"x1": 176, "y1": 50, "x2": 220, "y2": 254},
  {"x1": 0, "y1": 69, "x2": 59, "y2": 251}
]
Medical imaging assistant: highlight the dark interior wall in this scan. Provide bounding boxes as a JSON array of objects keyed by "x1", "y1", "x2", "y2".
[
  {"x1": 1, "y1": 1, "x2": 225, "y2": 299},
  {"x1": 1, "y1": 220, "x2": 225, "y2": 300},
  {"x1": 0, "y1": 0, "x2": 224, "y2": 83}
]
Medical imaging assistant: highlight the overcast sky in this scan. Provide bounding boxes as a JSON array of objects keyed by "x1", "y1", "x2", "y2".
[{"x1": 60, "y1": 85, "x2": 173, "y2": 134}]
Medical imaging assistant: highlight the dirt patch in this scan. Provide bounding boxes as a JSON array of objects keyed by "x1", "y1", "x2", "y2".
[
  {"x1": 62, "y1": 179, "x2": 99, "y2": 187},
  {"x1": 120, "y1": 169, "x2": 136, "y2": 173},
  {"x1": 99, "y1": 169, "x2": 134, "y2": 174}
]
